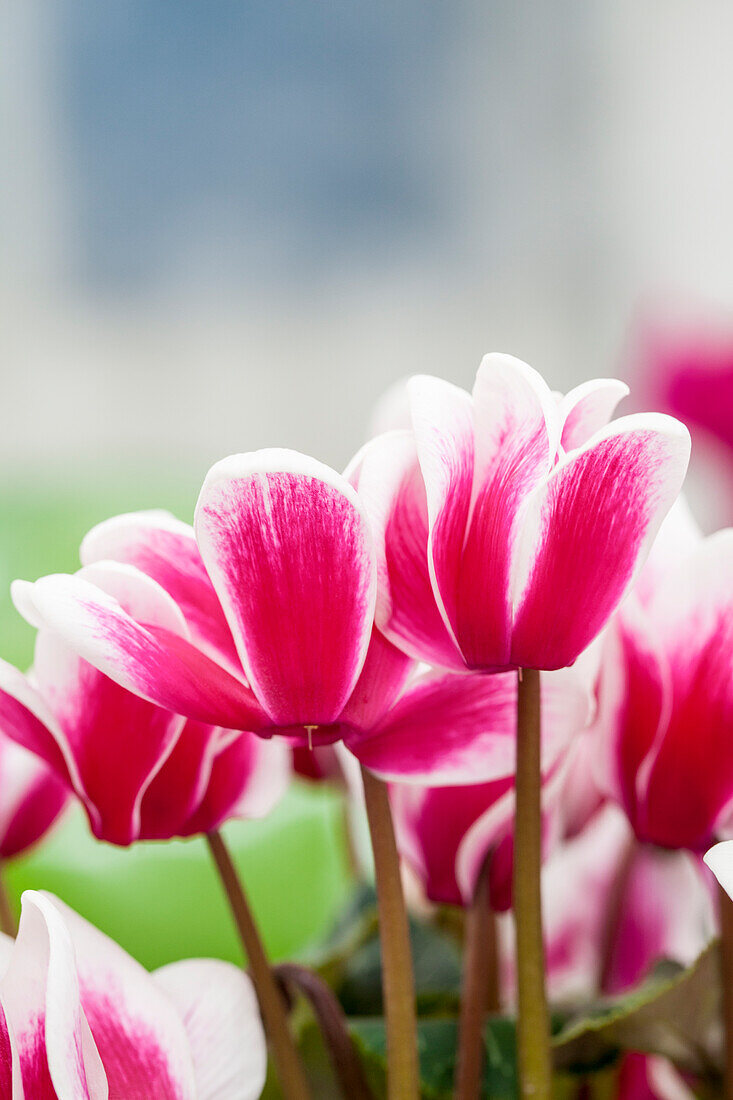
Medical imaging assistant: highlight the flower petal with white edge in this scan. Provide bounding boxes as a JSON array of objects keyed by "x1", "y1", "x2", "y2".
[
  {"x1": 15, "y1": 570, "x2": 266, "y2": 731},
  {"x1": 558, "y1": 378, "x2": 629, "y2": 452},
  {"x1": 454, "y1": 354, "x2": 558, "y2": 669},
  {"x1": 195, "y1": 449, "x2": 377, "y2": 726},
  {"x1": 0, "y1": 891, "x2": 108, "y2": 1100},
  {"x1": 407, "y1": 374, "x2": 474, "y2": 654},
  {"x1": 346, "y1": 666, "x2": 589, "y2": 785},
  {"x1": 81, "y1": 511, "x2": 241, "y2": 673},
  {"x1": 182, "y1": 732, "x2": 291, "y2": 836},
  {"x1": 355, "y1": 432, "x2": 465, "y2": 670},
  {"x1": 37, "y1": 892, "x2": 197, "y2": 1099},
  {"x1": 154, "y1": 959, "x2": 267, "y2": 1100},
  {"x1": 0, "y1": 736, "x2": 68, "y2": 860},
  {"x1": 510, "y1": 413, "x2": 691, "y2": 670}
]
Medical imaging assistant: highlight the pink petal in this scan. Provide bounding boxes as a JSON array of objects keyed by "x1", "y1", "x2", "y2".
[
  {"x1": 390, "y1": 778, "x2": 513, "y2": 908},
  {"x1": 0, "y1": 658, "x2": 73, "y2": 783},
  {"x1": 0, "y1": 736, "x2": 68, "y2": 860},
  {"x1": 346, "y1": 666, "x2": 588, "y2": 785},
  {"x1": 355, "y1": 432, "x2": 465, "y2": 669},
  {"x1": 81, "y1": 512, "x2": 240, "y2": 673},
  {"x1": 539, "y1": 806, "x2": 632, "y2": 1003},
  {"x1": 602, "y1": 847, "x2": 714, "y2": 995},
  {"x1": 558, "y1": 378, "x2": 629, "y2": 451},
  {"x1": 38, "y1": 892, "x2": 197, "y2": 1099},
  {"x1": 15, "y1": 569, "x2": 266, "y2": 732},
  {"x1": 31, "y1": 625, "x2": 185, "y2": 847},
  {"x1": 137, "y1": 721, "x2": 223, "y2": 840},
  {"x1": 0, "y1": 891, "x2": 108, "y2": 1100},
  {"x1": 0, "y1": 993, "x2": 23, "y2": 1100},
  {"x1": 153, "y1": 960, "x2": 266, "y2": 1100},
  {"x1": 511, "y1": 413, "x2": 691, "y2": 670},
  {"x1": 337, "y1": 627, "x2": 413, "y2": 731},
  {"x1": 406, "y1": 374, "x2": 474, "y2": 653},
  {"x1": 636, "y1": 531, "x2": 733, "y2": 849},
  {"x1": 195, "y1": 450, "x2": 376, "y2": 725},
  {"x1": 181, "y1": 732, "x2": 291, "y2": 835},
  {"x1": 596, "y1": 617, "x2": 672, "y2": 835},
  {"x1": 454, "y1": 354, "x2": 558, "y2": 668}
]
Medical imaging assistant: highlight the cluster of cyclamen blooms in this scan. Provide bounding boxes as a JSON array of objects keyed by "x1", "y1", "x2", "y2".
[{"x1": 0, "y1": 352, "x2": 731, "y2": 1097}]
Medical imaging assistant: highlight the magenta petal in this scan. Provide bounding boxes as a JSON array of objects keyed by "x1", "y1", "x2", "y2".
[
  {"x1": 0, "y1": 892, "x2": 108, "y2": 1099},
  {"x1": 558, "y1": 378, "x2": 629, "y2": 451},
  {"x1": 32, "y1": 627, "x2": 186, "y2": 847},
  {"x1": 181, "y1": 732, "x2": 290, "y2": 835},
  {"x1": 596, "y1": 617, "x2": 671, "y2": 834},
  {"x1": 0, "y1": 658, "x2": 72, "y2": 783},
  {"x1": 338, "y1": 627, "x2": 413, "y2": 731},
  {"x1": 0, "y1": 993, "x2": 21, "y2": 1100},
  {"x1": 81, "y1": 511, "x2": 241, "y2": 672},
  {"x1": 406, "y1": 375, "x2": 474, "y2": 652},
  {"x1": 346, "y1": 667, "x2": 588, "y2": 785},
  {"x1": 356, "y1": 432, "x2": 465, "y2": 669},
  {"x1": 195, "y1": 450, "x2": 377, "y2": 725},
  {"x1": 40, "y1": 892, "x2": 197, "y2": 1098},
  {"x1": 602, "y1": 847, "x2": 713, "y2": 995},
  {"x1": 17, "y1": 569, "x2": 267, "y2": 731},
  {"x1": 455, "y1": 354, "x2": 557, "y2": 668},
  {"x1": 390, "y1": 778, "x2": 513, "y2": 908},
  {"x1": 0, "y1": 736, "x2": 68, "y2": 860},
  {"x1": 636, "y1": 532, "x2": 733, "y2": 849},
  {"x1": 137, "y1": 720, "x2": 223, "y2": 840},
  {"x1": 511, "y1": 414, "x2": 691, "y2": 670}
]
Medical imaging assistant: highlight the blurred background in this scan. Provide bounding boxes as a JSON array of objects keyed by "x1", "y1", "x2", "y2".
[{"x1": 2, "y1": 1, "x2": 733, "y2": 965}]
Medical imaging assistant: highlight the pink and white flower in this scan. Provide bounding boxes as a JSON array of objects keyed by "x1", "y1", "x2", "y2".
[
  {"x1": 8, "y1": 453, "x2": 590, "y2": 786},
  {"x1": 501, "y1": 806, "x2": 714, "y2": 1005},
  {"x1": 0, "y1": 733, "x2": 68, "y2": 861},
  {"x1": 354, "y1": 354, "x2": 690, "y2": 672},
  {"x1": 0, "y1": 890, "x2": 266, "y2": 1099},
  {"x1": 0, "y1": 577, "x2": 289, "y2": 846},
  {"x1": 597, "y1": 504, "x2": 733, "y2": 853}
]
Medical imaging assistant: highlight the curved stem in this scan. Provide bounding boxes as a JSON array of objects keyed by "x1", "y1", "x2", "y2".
[
  {"x1": 0, "y1": 865, "x2": 16, "y2": 937},
  {"x1": 360, "y1": 766, "x2": 420, "y2": 1100},
  {"x1": 513, "y1": 668, "x2": 552, "y2": 1099},
  {"x1": 276, "y1": 962, "x2": 376, "y2": 1100},
  {"x1": 206, "y1": 831, "x2": 312, "y2": 1100},
  {"x1": 455, "y1": 854, "x2": 500, "y2": 1099},
  {"x1": 719, "y1": 882, "x2": 733, "y2": 1099}
]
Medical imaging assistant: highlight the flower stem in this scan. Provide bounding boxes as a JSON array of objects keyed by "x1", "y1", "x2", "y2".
[
  {"x1": 455, "y1": 853, "x2": 500, "y2": 1100},
  {"x1": 719, "y1": 882, "x2": 733, "y2": 1099},
  {"x1": 276, "y1": 962, "x2": 376, "y2": 1100},
  {"x1": 206, "y1": 831, "x2": 312, "y2": 1100},
  {"x1": 0, "y1": 865, "x2": 16, "y2": 937},
  {"x1": 513, "y1": 668, "x2": 552, "y2": 1099},
  {"x1": 360, "y1": 766, "x2": 420, "y2": 1100}
]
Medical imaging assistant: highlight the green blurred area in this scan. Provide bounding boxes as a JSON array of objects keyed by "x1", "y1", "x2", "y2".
[{"x1": 0, "y1": 472, "x2": 352, "y2": 967}]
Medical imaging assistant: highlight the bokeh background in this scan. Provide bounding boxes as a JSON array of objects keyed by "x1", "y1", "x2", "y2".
[{"x1": 2, "y1": 1, "x2": 733, "y2": 966}]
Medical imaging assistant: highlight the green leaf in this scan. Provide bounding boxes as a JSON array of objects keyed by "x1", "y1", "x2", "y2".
[{"x1": 553, "y1": 944, "x2": 722, "y2": 1080}]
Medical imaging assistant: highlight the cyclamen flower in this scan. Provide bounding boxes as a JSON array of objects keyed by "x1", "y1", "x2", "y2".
[
  {"x1": 597, "y1": 503, "x2": 733, "y2": 852},
  {"x1": 354, "y1": 354, "x2": 690, "y2": 672},
  {"x1": 0, "y1": 732, "x2": 68, "y2": 861},
  {"x1": 515, "y1": 805, "x2": 714, "y2": 1003},
  {"x1": 0, "y1": 890, "x2": 266, "y2": 1099},
  {"x1": 9, "y1": 456, "x2": 589, "y2": 785},
  {"x1": 0, "y1": 573, "x2": 289, "y2": 846}
]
